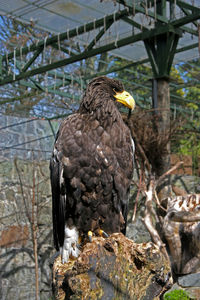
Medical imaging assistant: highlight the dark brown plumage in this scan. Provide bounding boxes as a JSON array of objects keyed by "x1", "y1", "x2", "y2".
[{"x1": 50, "y1": 76, "x2": 135, "y2": 263}]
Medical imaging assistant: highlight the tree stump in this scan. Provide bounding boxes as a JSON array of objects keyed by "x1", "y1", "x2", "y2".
[{"x1": 52, "y1": 233, "x2": 171, "y2": 299}]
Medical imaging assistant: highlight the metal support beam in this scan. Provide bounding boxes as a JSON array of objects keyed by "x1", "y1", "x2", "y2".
[
  {"x1": 171, "y1": 11, "x2": 200, "y2": 27},
  {"x1": 0, "y1": 24, "x2": 183, "y2": 86},
  {"x1": 176, "y1": 0, "x2": 200, "y2": 13},
  {"x1": 144, "y1": 32, "x2": 180, "y2": 78},
  {"x1": 121, "y1": 16, "x2": 147, "y2": 30},
  {"x1": 119, "y1": 0, "x2": 200, "y2": 30},
  {"x1": 1, "y1": 9, "x2": 130, "y2": 62},
  {"x1": 117, "y1": 0, "x2": 168, "y2": 23},
  {"x1": 87, "y1": 18, "x2": 114, "y2": 51},
  {"x1": 21, "y1": 47, "x2": 43, "y2": 73},
  {"x1": 0, "y1": 0, "x2": 199, "y2": 88},
  {"x1": 157, "y1": 0, "x2": 167, "y2": 19},
  {"x1": 51, "y1": 44, "x2": 76, "y2": 56}
]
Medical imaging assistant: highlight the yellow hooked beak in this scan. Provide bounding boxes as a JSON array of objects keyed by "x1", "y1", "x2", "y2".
[{"x1": 114, "y1": 90, "x2": 135, "y2": 110}]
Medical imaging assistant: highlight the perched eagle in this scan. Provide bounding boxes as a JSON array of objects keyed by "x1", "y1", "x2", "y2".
[{"x1": 50, "y1": 76, "x2": 135, "y2": 263}]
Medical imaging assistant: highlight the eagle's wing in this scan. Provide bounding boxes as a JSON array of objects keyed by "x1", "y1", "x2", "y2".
[
  {"x1": 50, "y1": 130, "x2": 65, "y2": 251},
  {"x1": 50, "y1": 114, "x2": 83, "y2": 262},
  {"x1": 110, "y1": 120, "x2": 135, "y2": 234}
]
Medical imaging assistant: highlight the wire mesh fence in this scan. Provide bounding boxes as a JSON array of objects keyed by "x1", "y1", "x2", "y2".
[{"x1": 0, "y1": 114, "x2": 59, "y2": 300}]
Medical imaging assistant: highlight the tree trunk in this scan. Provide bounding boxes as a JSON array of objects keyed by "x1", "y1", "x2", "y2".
[
  {"x1": 157, "y1": 78, "x2": 171, "y2": 198},
  {"x1": 51, "y1": 233, "x2": 171, "y2": 299}
]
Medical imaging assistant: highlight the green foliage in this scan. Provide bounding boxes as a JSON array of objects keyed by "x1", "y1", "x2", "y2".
[
  {"x1": 170, "y1": 66, "x2": 185, "y2": 98},
  {"x1": 172, "y1": 110, "x2": 200, "y2": 175},
  {"x1": 164, "y1": 289, "x2": 190, "y2": 300},
  {"x1": 178, "y1": 109, "x2": 200, "y2": 158},
  {"x1": 179, "y1": 132, "x2": 200, "y2": 157}
]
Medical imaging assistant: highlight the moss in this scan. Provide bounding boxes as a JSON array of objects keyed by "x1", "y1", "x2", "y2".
[
  {"x1": 53, "y1": 234, "x2": 171, "y2": 300},
  {"x1": 164, "y1": 289, "x2": 191, "y2": 300}
]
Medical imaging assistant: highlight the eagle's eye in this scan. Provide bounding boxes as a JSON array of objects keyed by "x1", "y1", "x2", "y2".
[{"x1": 113, "y1": 88, "x2": 119, "y2": 94}]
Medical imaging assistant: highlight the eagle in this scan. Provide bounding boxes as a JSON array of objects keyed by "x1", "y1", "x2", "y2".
[{"x1": 50, "y1": 76, "x2": 135, "y2": 263}]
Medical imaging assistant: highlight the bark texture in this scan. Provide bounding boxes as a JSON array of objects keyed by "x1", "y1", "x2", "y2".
[{"x1": 52, "y1": 233, "x2": 171, "y2": 299}]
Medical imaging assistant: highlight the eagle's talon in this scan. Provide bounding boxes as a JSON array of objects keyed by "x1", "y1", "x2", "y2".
[
  {"x1": 88, "y1": 230, "x2": 93, "y2": 242},
  {"x1": 99, "y1": 229, "x2": 109, "y2": 238}
]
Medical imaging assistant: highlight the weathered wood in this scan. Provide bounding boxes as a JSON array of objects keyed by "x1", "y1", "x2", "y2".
[
  {"x1": 163, "y1": 194, "x2": 200, "y2": 276},
  {"x1": 52, "y1": 233, "x2": 171, "y2": 299}
]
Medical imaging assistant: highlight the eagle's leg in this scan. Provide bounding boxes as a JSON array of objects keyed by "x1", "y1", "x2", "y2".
[{"x1": 61, "y1": 226, "x2": 80, "y2": 264}]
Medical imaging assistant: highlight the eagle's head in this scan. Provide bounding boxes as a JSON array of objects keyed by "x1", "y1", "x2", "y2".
[{"x1": 79, "y1": 76, "x2": 135, "y2": 114}]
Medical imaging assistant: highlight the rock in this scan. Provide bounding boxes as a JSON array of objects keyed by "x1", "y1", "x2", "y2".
[
  {"x1": 178, "y1": 273, "x2": 200, "y2": 287},
  {"x1": 52, "y1": 233, "x2": 171, "y2": 300},
  {"x1": 126, "y1": 217, "x2": 151, "y2": 243},
  {"x1": 171, "y1": 175, "x2": 200, "y2": 195}
]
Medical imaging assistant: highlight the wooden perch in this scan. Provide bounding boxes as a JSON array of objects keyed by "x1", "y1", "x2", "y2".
[
  {"x1": 167, "y1": 210, "x2": 200, "y2": 223},
  {"x1": 156, "y1": 161, "x2": 184, "y2": 186},
  {"x1": 141, "y1": 162, "x2": 185, "y2": 262},
  {"x1": 163, "y1": 194, "x2": 200, "y2": 275},
  {"x1": 142, "y1": 178, "x2": 169, "y2": 260},
  {"x1": 52, "y1": 233, "x2": 171, "y2": 300}
]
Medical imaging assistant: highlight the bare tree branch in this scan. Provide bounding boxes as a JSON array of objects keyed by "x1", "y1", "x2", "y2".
[{"x1": 156, "y1": 161, "x2": 184, "y2": 186}]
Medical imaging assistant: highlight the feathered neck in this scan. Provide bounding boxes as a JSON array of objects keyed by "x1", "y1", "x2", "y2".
[{"x1": 78, "y1": 89, "x2": 121, "y2": 126}]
